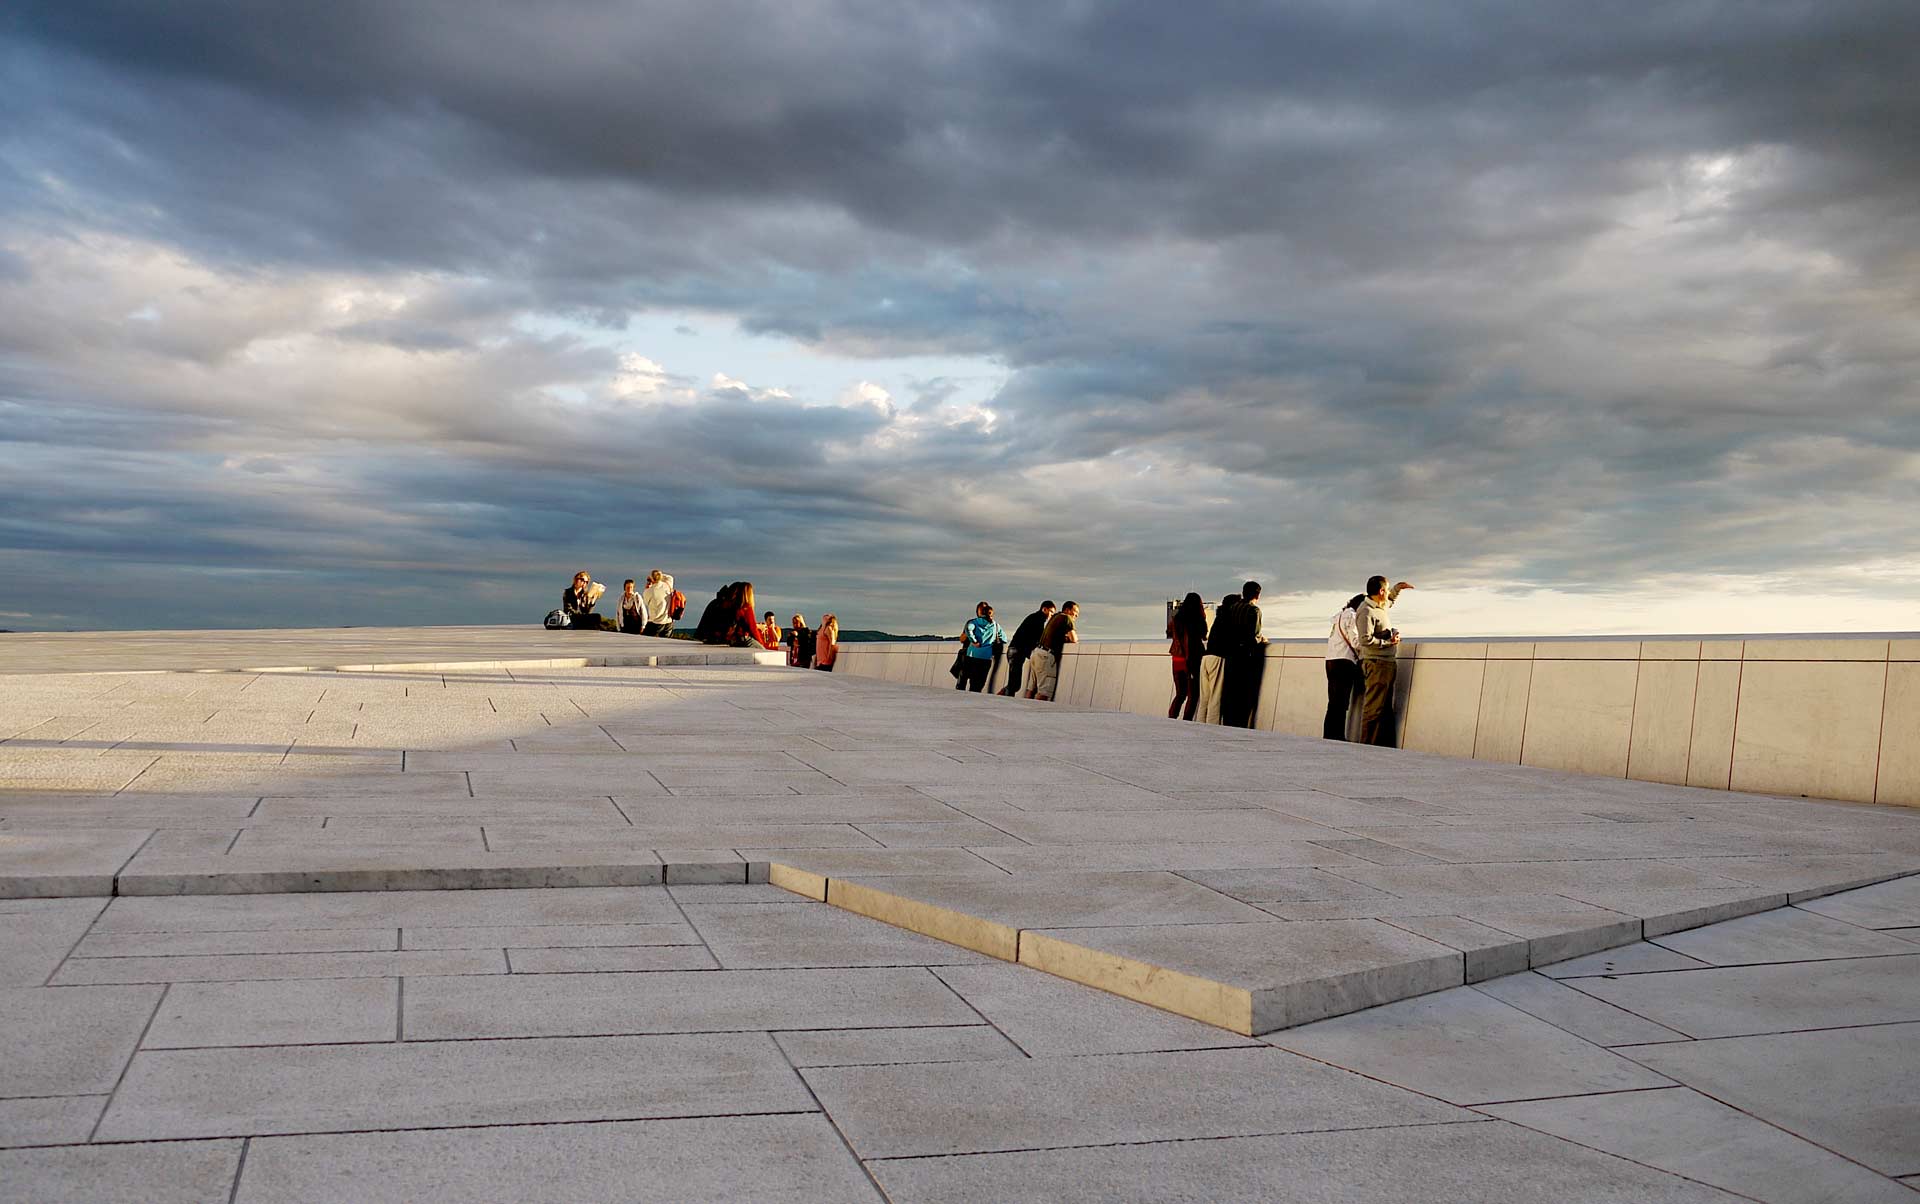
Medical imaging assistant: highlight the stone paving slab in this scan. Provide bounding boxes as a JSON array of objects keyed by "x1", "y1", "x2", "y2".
[
  {"x1": 144, "y1": 978, "x2": 399, "y2": 1048},
  {"x1": 0, "y1": 897, "x2": 108, "y2": 986},
  {"x1": 1629, "y1": 1023, "x2": 1920, "y2": 1177},
  {"x1": 1483, "y1": 1088, "x2": 1918, "y2": 1204},
  {"x1": 96, "y1": 1032, "x2": 814, "y2": 1140},
  {"x1": 802, "y1": 1046, "x2": 1469, "y2": 1158},
  {"x1": 1, "y1": 984, "x2": 161, "y2": 1096},
  {"x1": 864, "y1": 1119, "x2": 1746, "y2": 1203},
  {"x1": 52, "y1": 948, "x2": 508, "y2": 985},
  {"x1": 505, "y1": 944, "x2": 722, "y2": 972},
  {"x1": 0, "y1": 1140, "x2": 245, "y2": 1204},
  {"x1": 772, "y1": 1025, "x2": 1026, "y2": 1068},
  {"x1": 929, "y1": 963, "x2": 1259, "y2": 1056},
  {"x1": 232, "y1": 1115, "x2": 881, "y2": 1204},
  {"x1": 1572, "y1": 953, "x2": 1920, "y2": 1038},
  {"x1": 1264, "y1": 985, "x2": 1674, "y2": 1104},
  {"x1": 1022, "y1": 919, "x2": 1465, "y2": 1034},
  {"x1": 0, "y1": 1096, "x2": 106, "y2": 1150},
  {"x1": 404, "y1": 966, "x2": 979, "y2": 1039},
  {"x1": 1472, "y1": 971, "x2": 1688, "y2": 1046}
]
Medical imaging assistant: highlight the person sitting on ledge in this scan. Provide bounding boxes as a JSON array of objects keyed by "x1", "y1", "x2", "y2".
[
  {"x1": 714, "y1": 583, "x2": 779, "y2": 649},
  {"x1": 640, "y1": 569, "x2": 676, "y2": 636},
  {"x1": 732, "y1": 586, "x2": 778, "y2": 649},
  {"x1": 562, "y1": 571, "x2": 609, "y2": 629},
  {"x1": 696, "y1": 582, "x2": 741, "y2": 644},
  {"x1": 617, "y1": 579, "x2": 645, "y2": 634}
]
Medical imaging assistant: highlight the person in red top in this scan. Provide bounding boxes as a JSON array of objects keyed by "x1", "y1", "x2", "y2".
[
  {"x1": 732, "y1": 584, "x2": 778, "y2": 649},
  {"x1": 1167, "y1": 592, "x2": 1208, "y2": 720}
]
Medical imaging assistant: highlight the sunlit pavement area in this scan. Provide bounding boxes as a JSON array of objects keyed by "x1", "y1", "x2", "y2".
[{"x1": 2, "y1": 627, "x2": 1917, "y2": 1201}]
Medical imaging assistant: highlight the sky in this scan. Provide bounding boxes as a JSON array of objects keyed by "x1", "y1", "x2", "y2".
[{"x1": 1, "y1": 1, "x2": 1916, "y2": 639}]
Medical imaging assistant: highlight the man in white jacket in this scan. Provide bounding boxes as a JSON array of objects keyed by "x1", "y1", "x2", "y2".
[
  {"x1": 640, "y1": 570, "x2": 676, "y2": 636},
  {"x1": 1323, "y1": 593, "x2": 1366, "y2": 740}
]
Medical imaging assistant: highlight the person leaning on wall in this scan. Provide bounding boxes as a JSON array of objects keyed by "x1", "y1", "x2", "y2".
[
  {"x1": 1354, "y1": 575, "x2": 1414, "y2": 745},
  {"x1": 1219, "y1": 580, "x2": 1268, "y2": 728},
  {"x1": 1167, "y1": 592, "x2": 1208, "y2": 720},
  {"x1": 1000, "y1": 600, "x2": 1055, "y2": 697},
  {"x1": 1196, "y1": 593, "x2": 1238, "y2": 724},
  {"x1": 813, "y1": 614, "x2": 839, "y2": 671},
  {"x1": 1323, "y1": 593, "x2": 1365, "y2": 739},
  {"x1": 1023, "y1": 600, "x2": 1079, "y2": 701},
  {"x1": 956, "y1": 602, "x2": 1005, "y2": 693}
]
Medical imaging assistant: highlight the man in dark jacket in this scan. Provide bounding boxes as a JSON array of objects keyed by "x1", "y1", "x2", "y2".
[
  {"x1": 1218, "y1": 580, "x2": 1268, "y2": 728},
  {"x1": 999, "y1": 600, "x2": 1055, "y2": 697}
]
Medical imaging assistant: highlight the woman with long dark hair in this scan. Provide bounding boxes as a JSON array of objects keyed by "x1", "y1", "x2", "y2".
[
  {"x1": 696, "y1": 582, "x2": 740, "y2": 644},
  {"x1": 1167, "y1": 592, "x2": 1209, "y2": 720}
]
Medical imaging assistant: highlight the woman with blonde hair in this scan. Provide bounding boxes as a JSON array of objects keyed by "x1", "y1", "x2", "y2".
[
  {"x1": 786, "y1": 614, "x2": 814, "y2": 668},
  {"x1": 814, "y1": 614, "x2": 839, "y2": 671},
  {"x1": 640, "y1": 569, "x2": 676, "y2": 636}
]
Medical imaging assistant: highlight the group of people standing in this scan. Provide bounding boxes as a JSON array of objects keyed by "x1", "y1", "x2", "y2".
[
  {"x1": 950, "y1": 599, "x2": 1082, "y2": 700},
  {"x1": 751, "y1": 610, "x2": 841, "y2": 671},
  {"x1": 1166, "y1": 582, "x2": 1269, "y2": 727},
  {"x1": 1324, "y1": 576, "x2": 1412, "y2": 745},
  {"x1": 1164, "y1": 575, "x2": 1413, "y2": 745}
]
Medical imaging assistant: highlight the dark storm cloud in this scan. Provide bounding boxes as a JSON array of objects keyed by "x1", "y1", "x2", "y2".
[{"x1": 1, "y1": 0, "x2": 1917, "y2": 632}]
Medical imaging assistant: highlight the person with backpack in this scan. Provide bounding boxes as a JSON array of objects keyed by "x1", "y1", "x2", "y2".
[
  {"x1": 640, "y1": 570, "x2": 678, "y2": 636},
  {"x1": 955, "y1": 602, "x2": 1005, "y2": 693}
]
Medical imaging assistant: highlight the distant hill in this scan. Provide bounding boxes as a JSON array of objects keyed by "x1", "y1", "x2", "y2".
[{"x1": 836, "y1": 630, "x2": 947, "y2": 643}]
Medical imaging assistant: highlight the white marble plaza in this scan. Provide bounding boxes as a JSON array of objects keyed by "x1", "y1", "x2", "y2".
[{"x1": 2, "y1": 626, "x2": 1918, "y2": 1200}]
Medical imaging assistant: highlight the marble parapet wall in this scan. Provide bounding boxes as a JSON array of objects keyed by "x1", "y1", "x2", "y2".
[{"x1": 831, "y1": 635, "x2": 1920, "y2": 808}]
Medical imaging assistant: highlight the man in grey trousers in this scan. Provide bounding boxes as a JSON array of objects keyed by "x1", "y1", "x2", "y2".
[{"x1": 1354, "y1": 575, "x2": 1414, "y2": 746}]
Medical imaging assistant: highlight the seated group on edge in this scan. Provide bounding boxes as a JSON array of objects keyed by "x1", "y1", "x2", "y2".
[
  {"x1": 556, "y1": 569, "x2": 682, "y2": 633},
  {"x1": 549, "y1": 572, "x2": 841, "y2": 670}
]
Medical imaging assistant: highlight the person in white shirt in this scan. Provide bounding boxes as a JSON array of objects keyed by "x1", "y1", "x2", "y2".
[
  {"x1": 1323, "y1": 594, "x2": 1366, "y2": 739},
  {"x1": 617, "y1": 579, "x2": 646, "y2": 634},
  {"x1": 640, "y1": 570, "x2": 675, "y2": 636}
]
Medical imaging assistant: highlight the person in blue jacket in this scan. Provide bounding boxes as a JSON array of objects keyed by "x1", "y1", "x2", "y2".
[{"x1": 956, "y1": 601, "x2": 1006, "y2": 693}]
